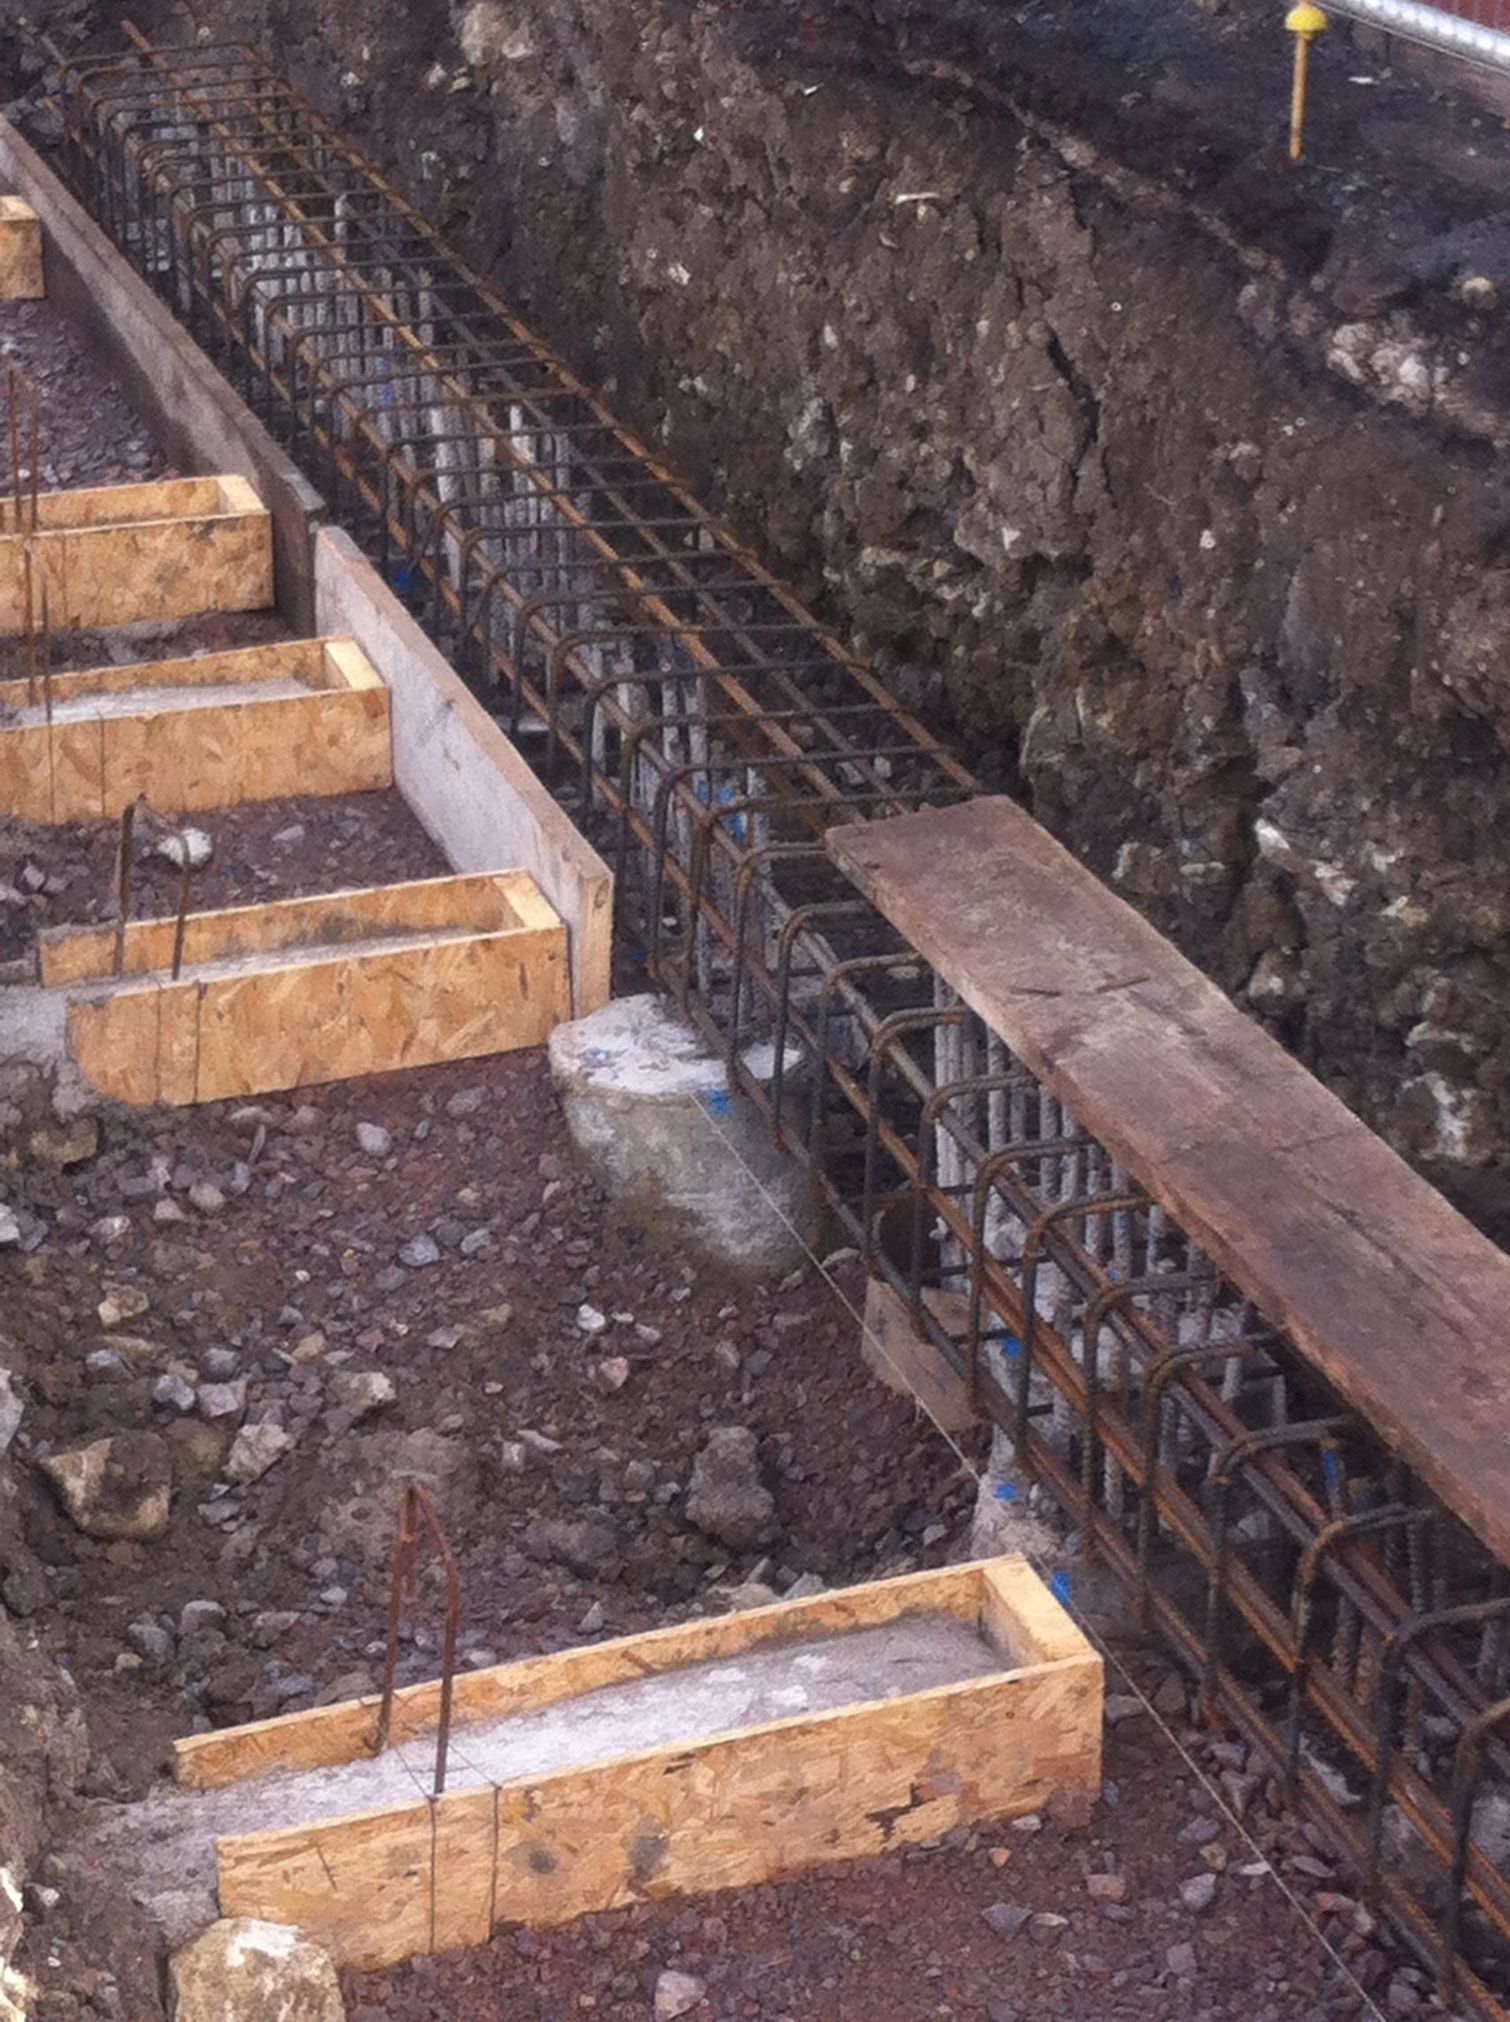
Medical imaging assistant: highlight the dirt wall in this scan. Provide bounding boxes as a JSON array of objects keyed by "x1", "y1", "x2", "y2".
[{"x1": 58, "y1": 0, "x2": 1510, "y2": 1237}]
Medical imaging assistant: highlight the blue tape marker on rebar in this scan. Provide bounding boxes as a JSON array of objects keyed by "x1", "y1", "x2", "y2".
[
  {"x1": 993, "y1": 1481, "x2": 1017, "y2": 1503},
  {"x1": 1050, "y1": 1570, "x2": 1072, "y2": 1606},
  {"x1": 1322, "y1": 1446, "x2": 1341, "y2": 1493},
  {"x1": 1004, "y1": 1335, "x2": 1022, "y2": 1359},
  {"x1": 705, "y1": 1089, "x2": 731, "y2": 1116}
]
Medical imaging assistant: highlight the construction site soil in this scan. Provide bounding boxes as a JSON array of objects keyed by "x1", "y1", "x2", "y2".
[
  {"x1": 30, "y1": 0, "x2": 1510, "y2": 1251},
  {"x1": 0, "y1": 10, "x2": 1503, "y2": 2021}
]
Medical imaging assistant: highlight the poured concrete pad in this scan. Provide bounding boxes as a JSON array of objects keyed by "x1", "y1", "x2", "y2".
[
  {"x1": 549, "y1": 992, "x2": 807, "y2": 1277},
  {"x1": 88, "y1": 1614, "x2": 1001, "y2": 1946}
]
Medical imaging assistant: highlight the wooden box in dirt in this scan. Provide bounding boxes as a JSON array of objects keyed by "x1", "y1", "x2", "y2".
[{"x1": 161, "y1": 1556, "x2": 1102, "y2": 1970}]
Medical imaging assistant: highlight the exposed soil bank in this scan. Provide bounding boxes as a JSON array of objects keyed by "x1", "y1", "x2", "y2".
[{"x1": 64, "y1": 0, "x2": 1510, "y2": 1242}]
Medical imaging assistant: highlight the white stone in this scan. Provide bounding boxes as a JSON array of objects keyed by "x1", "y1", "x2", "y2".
[
  {"x1": 169, "y1": 1917, "x2": 344, "y2": 2022},
  {"x1": 0, "y1": 1369, "x2": 21, "y2": 1455},
  {"x1": 654, "y1": 1968, "x2": 707, "y2": 2019},
  {"x1": 226, "y1": 1422, "x2": 294, "y2": 1485},
  {"x1": 153, "y1": 826, "x2": 213, "y2": 871}
]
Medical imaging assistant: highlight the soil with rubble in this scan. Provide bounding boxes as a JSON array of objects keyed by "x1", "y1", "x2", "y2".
[{"x1": 4, "y1": 1057, "x2": 1410, "y2": 2022}]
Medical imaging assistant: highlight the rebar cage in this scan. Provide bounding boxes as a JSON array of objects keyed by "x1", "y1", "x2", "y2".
[{"x1": 58, "y1": 36, "x2": 1510, "y2": 2013}]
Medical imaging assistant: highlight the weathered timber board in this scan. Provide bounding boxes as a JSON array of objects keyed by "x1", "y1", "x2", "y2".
[
  {"x1": 0, "y1": 638, "x2": 390, "y2": 820},
  {"x1": 828, "y1": 796, "x2": 1510, "y2": 1564},
  {"x1": 0, "y1": 474, "x2": 271, "y2": 630},
  {"x1": 200, "y1": 1559, "x2": 1100, "y2": 1971}
]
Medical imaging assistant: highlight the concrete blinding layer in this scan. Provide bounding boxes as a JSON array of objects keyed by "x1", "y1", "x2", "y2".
[
  {"x1": 39, "y1": 871, "x2": 570, "y2": 1107},
  {"x1": 0, "y1": 474, "x2": 273, "y2": 631},
  {"x1": 0, "y1": 637, "x2": 392, "y2": 822},
  {"x1": 0, "y1": 194, "x2": 43, "y2": 299},
  {"x1": 131, "y1": 1559, "x2": 1100, "y2": 1969}
]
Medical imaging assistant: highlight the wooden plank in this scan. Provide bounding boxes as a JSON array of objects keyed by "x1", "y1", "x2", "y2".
[
  {"x1": 0, "y1": 643, "x2": 391, "y2": 822},
  {"x1": 189, "y1": 925, "x2": 566, "y2": 1101},
  {"x1": 0, "y1": 639, "x2": 327, "y2": 710},
  {"x1": 829, "y1": 796, "x2": 1510, "y2": 1567},
  {"x1": 860, "y1": 1277, "x2": 977, "y2": 1433},
  {"x1": 201, "y1": 1557, "x2": 1100, "y2": 1969},
  {"x1": 0, "y1": 196, "x2": 43, "y2": 300},
  {"x1": 176, "y1": 1562, "x2": 994, "y2": 1790},
  {"x1": 0, "y1": 475, "x2": 271, "y2": 630},
  {"x1": 215, "y1": 1798, "x2": 435, "y2": 1973},
  {"x1": 40, "y1": 871, "x2": 542, "y2": 986}
]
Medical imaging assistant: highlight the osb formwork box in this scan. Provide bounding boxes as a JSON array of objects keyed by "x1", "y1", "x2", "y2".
[
  {"x1": 0, "y1": 195, "x2": 42, "y2": 299},
  {"x1": 36, "y1": 869, "x2": 569, "y2": 1106},
  {"x1": 0, "y1": 637, "x2": 390, "y2": 821},
  {"x1": 0, "y1": 473, "x2": 272, "y2": 631},
  {"x1": 172, "y1": 1558, "x2": 1102, "y2": 1970}
]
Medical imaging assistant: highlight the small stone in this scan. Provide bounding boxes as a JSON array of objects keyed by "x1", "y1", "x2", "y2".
[
  {"x1": 1179, "y1": 1871, "x2": 1219, "y2": 1914},
  {"x1": 398, "y1": 1233, "x2": 441, "y2": 1269},
  {"x1": 445, "y1": 1086, "x2": 485, "y2": 1118},
  {"x1": 685, "y1": 1425, "x2": 777, "y2": 1551},
  {"x1": 578, "y1": 1600, "x2": 605, "y2": 1634},
  {"x1": 98, "y1": 1285, "x2": 150, "y2": 1328},
  {"x1": 355, "y1": 1122, "x2": 392, "y2": 1158},
  {"x1": 187, "y1": 1179, "x2": 226, "y2": 1215},
  {"x1": 1167, "y1": 1940, "x2": 1198, "y2": 1978},
  {"x1": 1179, "y1": 1815, "x2": 1222, "y2": 1846},
  {"x1": 328, "y1": 1369, "x2": 396, "y2": 1422},
  {"x1": 1010, "y1": 1813, "x2": 1043, "y2": 1834},
  {"x1": 169, "y1": 1918, "x2": 342, "y2": 2021},
  {"x1": 28, "y1": 1116, "x2": 99, "y2": 1168},
  {"x1": 523, "y1": 1515, "x2": 621, "y2": 1580},
  {"x1": 197, "y1": 1380, "x2": 247, "y2": 1422},
  {"x1": 226, "y1": 1421, "x2": 295, "y2": 1485},
  {"x1": 127, "y1": 1618, "x2": 175, "y2": 1666},
  {"x1": 654, "y1": 1968, "x2": 706, "y2": 2019},
  {"x1": 0, "y1": 1367, "x2": 22, "y2": 1454},
  {"x1": 271, "y1": 822, "x2": 306, "y2": 846},
  {"x1": 595, "y1": 1355, "x2": 631, "y2": 1393},
  {"x1": 1103, "y1": 1693, "x2": 1146, "y2": 1726},
  {"x1": 91, "y1": 1213, "x2": 132, "y2": 1245},
  {"x1": 783, "y1": 1572, "x2": 825, "y2": 1601},
  {"x1": 1086, "y1": 1872, "x2": 1127, "y2": 1902},
  {"x1": 981, "y1": 1902, "x2": 1033, "y2": 1941},
  {"x1": 201, "y1": 1346, "x2": 242, "y2": 1380},
  {"x1": 576, "y1": 1303, "x2": 608, "y2": 1335},
  {"x1": 41, "y1": 1432, "x2": 172, "y2": 1540},
  {"x1": 1151, "y1": 1672, "x2": 1189, "y2": 1717},
  {"x1": 180, "y1": 1599, "x2": 227, "y2": 1638},
  {"x1": 153, "y1": 1198, "x2": 188, "y2": 1224},
  {"x1": 152, "y1": 1372, "x2": 197, "y2": 1414},
  {"x1": 0, "y1": 1206, "x2": 19, "y2": 1248},
  {"x1": 153, "y1": 826, "x2": 213, "y2": 870}
]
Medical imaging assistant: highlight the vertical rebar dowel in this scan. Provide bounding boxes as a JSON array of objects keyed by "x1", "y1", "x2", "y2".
[
  {"x1": 170, "y1": 843, "x2": 192, "y2": 981},
  {"x1": 8, "y1": 365, "x2": 20, "y2": 536},
  {"x1": 113, "y1": 800, "x2": 136, "y2": 977}
]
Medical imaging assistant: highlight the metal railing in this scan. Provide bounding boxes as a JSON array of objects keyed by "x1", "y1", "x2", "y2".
[
  {"x1": 56, "y1": 35, "x2": 1510, "y2": 2012},
  {"x1": 1327, "y1": 0, "x2": 1510, "y2": 70}
]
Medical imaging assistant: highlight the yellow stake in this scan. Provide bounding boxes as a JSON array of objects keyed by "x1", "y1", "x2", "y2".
[{"x1": 1286, "y1": 3, "x2": 1327, "y2": 162}]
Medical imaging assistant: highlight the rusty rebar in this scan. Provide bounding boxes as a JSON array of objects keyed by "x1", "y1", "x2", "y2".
[
  {"x1": 112, "y1": 799, "x2": 136, "y2": 977},
  {"x1": 373, "y1": 1482, "x2": 460, "y2": 1797}
]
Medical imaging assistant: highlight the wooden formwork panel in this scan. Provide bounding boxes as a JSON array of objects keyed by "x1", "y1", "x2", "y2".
[
  {"x1": 39, "y1": 870, "x2": 568, "y2": 1106},
  {"x1": 172, "y1": 1559, "x2": 1101, "y2": 1970},
  {"x1": 0, "y1": 637, "x2": 391, "y2": 821},
  {"x1": 0, "y1": 474, "x2": 272, "y2": 631},
  {"x1": 0, "y1": 195, "x2": 42, "y2": 299}
]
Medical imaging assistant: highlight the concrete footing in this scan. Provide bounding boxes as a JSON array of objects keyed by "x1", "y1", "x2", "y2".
[{"x1": 548, "y1": 993, "x2": 808, "y2": 1279}]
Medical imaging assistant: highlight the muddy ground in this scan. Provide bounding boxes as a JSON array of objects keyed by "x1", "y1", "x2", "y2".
[{"x1": 27, "y1": 0, "x2": 1510, "y2": 1246}]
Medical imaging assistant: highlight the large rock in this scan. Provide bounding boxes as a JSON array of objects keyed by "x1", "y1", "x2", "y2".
[
  {"x1": 40, "y1": 1432, "x2": 171, "y2": 1540},
  {"x1": 169, "y1": 1918, "x2": 344, "y2": 2021},
  {"x1": 548, "y1": 995, "x2": 806, "y2": 1279},
  {"x1": 685, "y1": 1426, "x2": 777, "y2": 1552}
]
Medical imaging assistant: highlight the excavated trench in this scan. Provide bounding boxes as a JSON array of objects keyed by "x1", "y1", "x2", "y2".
[{"x1": 17, "y1": 0, "x2": 1510, "y2": 1246}]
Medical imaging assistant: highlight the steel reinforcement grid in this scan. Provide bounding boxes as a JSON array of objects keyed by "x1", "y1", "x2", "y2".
[{"x1": 59, "y1": 36, "x2": 1510, "y2": 2015}]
